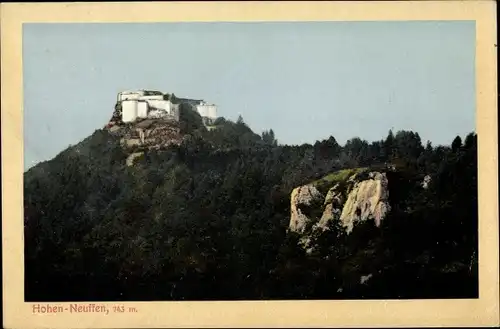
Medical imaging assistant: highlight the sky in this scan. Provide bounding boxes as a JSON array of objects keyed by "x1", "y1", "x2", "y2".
[{"x1": 23, "y1": 21, "x2": 476, "y2": 170}]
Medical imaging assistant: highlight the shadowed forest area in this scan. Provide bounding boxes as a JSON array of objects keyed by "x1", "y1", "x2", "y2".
[{"x1": 24, "y1": 112, "x2": 478, "y2": 301}]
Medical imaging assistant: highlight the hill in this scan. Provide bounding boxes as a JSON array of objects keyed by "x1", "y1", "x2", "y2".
[{"x1": 24, "y1": 111, "x2": 478, "y2": 301}]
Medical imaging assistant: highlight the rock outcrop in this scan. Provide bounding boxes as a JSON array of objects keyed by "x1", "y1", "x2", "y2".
[
  {"x1": 126, "y1": 152, "x2": 144, "y2": 167},
  {"x1": 289, "y1": 184, "x2": 324, "y2": 234},
  {"x1": 422, "y1": 175, "x2": 432, "y2": 189},
  {"x1": 339, "y1": 172, "x2": 390, "y2": 232},
  {"x1": 289, "y1": 169, "x2": 391, "y2": 238},
  {"x1": 117, "y1": 118, "x2": 183, "y2": 150},
  {"x1": 316, "y1": 183, "x2": 344, "y2": 231},
  {"x1": 105, "y1": 116, "x2": 184, "y2": 166}
]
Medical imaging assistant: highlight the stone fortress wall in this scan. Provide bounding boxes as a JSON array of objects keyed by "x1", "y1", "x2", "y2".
[{"x1": 116, "y1": 90, "x2": 217, "y2": 125}]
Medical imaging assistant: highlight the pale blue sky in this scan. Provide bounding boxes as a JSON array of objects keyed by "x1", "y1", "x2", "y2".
[{"x1": 23, "y1": 21, "x2": 475, "y2": 170}]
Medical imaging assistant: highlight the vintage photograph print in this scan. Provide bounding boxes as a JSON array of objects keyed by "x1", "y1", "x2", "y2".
[
  {"x1": 2, "y1": 1, "x2": 498, "y2": 328},
  {"x1": 23, "y1": 19, "x2": 479, "y2": 302}
]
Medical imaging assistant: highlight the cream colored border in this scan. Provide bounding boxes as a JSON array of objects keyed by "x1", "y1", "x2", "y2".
[{"x1": 1, "y1": 1, "x2": 498, "y2": 328}]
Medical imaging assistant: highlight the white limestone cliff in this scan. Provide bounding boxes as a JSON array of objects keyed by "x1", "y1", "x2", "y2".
[
  {"x1": 289, "y1": 170, "x2": 391, "y2": 236},
  {"x1": 289, "y1": 184, "x2": 324, "y2": 234}
]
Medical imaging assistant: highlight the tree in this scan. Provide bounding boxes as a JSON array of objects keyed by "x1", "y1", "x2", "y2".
[
  {"x1": 425, "y1": 141, "x2": 433, "y2": 153},
  {"x1": 452, "y1": 136, "x2": 462, "y2": 152},
  {"x1": 393, "y1": 130, "x2": 424, "y2": 163},
  {"x1": 269, "y1": 129, "x2": 277, "y2": 146},
  {"x1": 262, "y1": 129, "x2": 278, "y2": 146},
  {"x1": 179, "y1": 103, "x2": 205, "y2": 134},
  {"x1": 463, "y1": 133, "x2": 476, "y2": 150},
  {"x1": 383, "y1": 130, "x2": 396, "y2": 162}
]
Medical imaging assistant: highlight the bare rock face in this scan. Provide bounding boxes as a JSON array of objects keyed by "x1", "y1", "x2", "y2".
[
  {"x1": 324, "y1": 184, "x2": 343, "y2": 206},
  {"x1": 137, "y1": 123, "x2": 182, "y2": 150},
  {"x1": 422, "y1": 175, "x2": 432, "y2": 189},
  {"x1": 316, "y1": 184, "x2": 344, "y2": 231},
  {"x1": 289, "y1": 170, "x2": 391, "y2": 237},
  {"x1": 126, "y1": 152, "x2": 144, "y2": 167},
  {"x1": 122, "y1": 138, "x2": 141, "y2": 148},
  {"x1": 289, "y1": 184, "x2": 324, "y2": 234},
  {"x1": 339, "y1": 172, "x2": 391, "y2": 233},
  {"x1": 106, "y1": 117, "x2": 184, "y2": 166},
  {"x1": 360, "y1": 273, "x2": 373, "y2": 285},
  {"x1": 111, "y1": 119, "x2": 182, "y2": 149}
]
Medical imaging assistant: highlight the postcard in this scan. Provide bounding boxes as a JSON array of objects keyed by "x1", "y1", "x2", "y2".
[{"x1": 1, "y1": 1, "x2": 498, "y2": 328}]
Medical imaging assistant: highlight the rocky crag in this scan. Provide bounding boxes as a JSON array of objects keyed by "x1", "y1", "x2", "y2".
[
  {"x1": 103, "y1": 103, "x2": 187, "y2": 166},
  {"x1": 106, "y1": 118, "x2": 183, "y2": 166},
  {"x1": 289, "y1": 167, "x2": 393, "y2": 251}
]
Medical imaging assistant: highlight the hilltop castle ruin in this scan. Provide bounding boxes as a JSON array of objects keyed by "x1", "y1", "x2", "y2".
[{"x1": 110, "y1": 89, "x2": 218, "y2": 127}]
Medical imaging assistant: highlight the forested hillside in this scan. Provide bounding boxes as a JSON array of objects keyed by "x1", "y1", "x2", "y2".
[{"x1": 24, "y1": 112, "x2": 478, "y2": 301}]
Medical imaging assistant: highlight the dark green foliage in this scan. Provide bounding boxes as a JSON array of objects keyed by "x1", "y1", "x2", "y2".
[
  {"x1": 24, "y1": 124, "x2": 478, "y2": 301},
  {"x1": 199, "y1": 115, "x2": 263, "y2": 149},
  {"x1": 178, "y1": 103, "x2": 206, "y2": 135},
  {"x1": 262, "y1": 129, "x2": 278, "y2": 146}
]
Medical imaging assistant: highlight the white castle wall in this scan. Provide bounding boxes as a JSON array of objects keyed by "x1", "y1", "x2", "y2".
[
  {"x1": 118, "y1": 91, "x2": 145, "y2": 101},
  {"x1": 147, "y1": 99, "x2": 172, "y2": 115},
  {"x1": 122, "y1": 100, "x2": 138, "y2": 122},
  {"x1": 137, "y1": 101, "x2": 149, "y2": 118},
  {"x1": 195, "y1": 103, "x2": 217, "y2": 120},
  {"x1": 139, "y1": 95, "x2": 164, "y2": 101},
  {"x1": 121, "y1": 99, "x2": 174, "y2": 122},
  {"x1": 148, "y1": 101, "x2": 174, "y2": 120},
  {"x1": 117, "y1": 90, "x2": 216, "y2": 124},
  {"x1": 171, "y1": 104, "x2": 181, "y2": 121}
]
